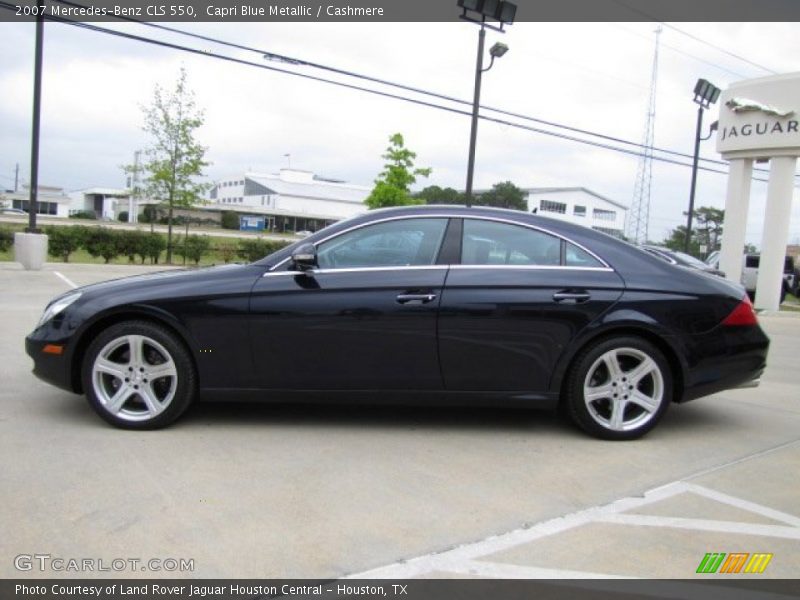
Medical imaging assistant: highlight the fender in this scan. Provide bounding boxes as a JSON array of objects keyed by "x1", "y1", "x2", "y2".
[
  {"x1": 67, "y1": 303, "x2": 200, "y2": 393},
  {"x1": 547, "y1": 308, "x2": 690, "y2": 397}
]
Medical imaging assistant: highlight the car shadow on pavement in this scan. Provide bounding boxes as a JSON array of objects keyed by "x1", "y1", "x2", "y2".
[{"x1": 183, "y1": 400, "x2": 575, "y2": 435}]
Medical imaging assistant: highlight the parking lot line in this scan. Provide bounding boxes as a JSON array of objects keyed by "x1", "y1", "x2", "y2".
[
  {"x1": 53, "y1": 270, "x2": 78, "y2": 289},
  {"x1": 346, "y1": 439, "x2": 800, "y2": 580}
]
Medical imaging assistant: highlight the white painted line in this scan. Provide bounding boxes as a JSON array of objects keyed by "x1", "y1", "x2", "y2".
[
  {"x1": 53, "y1": 271, "x2": 77, "y2": 289},
  {"x1": 345, "y1": 482, "x2": 690, "y2": 579},
  {"x1": 685, "y1": 483, "x2": 800, "y2": 528},
  {"x1": 347, "y1": 438, "x2": 800, "y2": 580},
  {"x1": 598, "y1": 513, "x2": 800, "y2": 540},
  {"x1": 443, "y1": 560, "x2": 630, "y2": 579}
]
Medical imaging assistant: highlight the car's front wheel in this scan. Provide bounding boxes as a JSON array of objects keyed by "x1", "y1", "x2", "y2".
[
  {"x1": 564, "y1": 336, "x2": 672, "y2": 440},
  {"x1": 81, "y1": 321, "x2": 196, "y2": 429}
]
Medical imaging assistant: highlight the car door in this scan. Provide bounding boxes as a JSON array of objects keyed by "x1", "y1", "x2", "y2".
[
  {"x1": 248, "y1": 216, "x2": 451, "y2": 390},
  {"x1": 438, "y1": 218, "x2": 625, "y2": 392}
]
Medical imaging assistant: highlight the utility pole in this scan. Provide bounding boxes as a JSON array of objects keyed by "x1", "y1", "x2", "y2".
[{"x1": 129, "y1": 150, "x2": 141, "y2": 224}]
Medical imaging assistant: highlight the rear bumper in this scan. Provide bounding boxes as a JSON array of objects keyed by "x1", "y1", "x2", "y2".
[{"x1": 679, "y1": 324, "x2": 769, "y2": 403}]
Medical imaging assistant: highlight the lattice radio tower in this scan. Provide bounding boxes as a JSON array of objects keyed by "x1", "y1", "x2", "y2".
[{"x1": 626, "y1": 26, "x2": 662, "y2": 244}]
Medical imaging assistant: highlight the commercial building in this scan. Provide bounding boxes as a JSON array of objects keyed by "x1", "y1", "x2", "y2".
[
  {"x1": 207, "y1": 169, "x2": 369, "y2": 232},
  {"x1": 524, "y1": 187, "x2": 628, "y2": 238},
  {"x1": 0, "y1": 185, "x2": 72, "y2": 217}
]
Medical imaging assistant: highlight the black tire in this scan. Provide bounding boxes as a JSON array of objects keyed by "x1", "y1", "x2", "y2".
[
  {"x1": 563, "y1": 336, "x2": 672, "y2": 441},
  {"x1": 780, "y1": 282, "x2": 787, "y2": 304},
  {"x1": 81, "y1": 320, "x2": 196, "y2": 429}
]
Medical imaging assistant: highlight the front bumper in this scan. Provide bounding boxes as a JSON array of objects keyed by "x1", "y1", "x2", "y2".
[{"x1": 25, "y1": 334, "x2": 75, "y2": 393}]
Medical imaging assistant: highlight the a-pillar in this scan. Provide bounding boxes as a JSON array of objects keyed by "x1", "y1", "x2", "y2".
[
  {"x1": 719, "y1": 158, "x2": 753, "y2": 284},
  {"x1": 755, "y1": 155, "x2": 798, "y2": 310}
]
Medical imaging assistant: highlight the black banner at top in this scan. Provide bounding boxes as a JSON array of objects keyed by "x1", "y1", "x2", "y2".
[{"x1": 3, "y1": 0, "x2": 800, "y2": 23}]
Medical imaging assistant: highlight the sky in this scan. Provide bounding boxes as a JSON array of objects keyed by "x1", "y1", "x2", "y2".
[{"x1": 1, "y1": 19, "x2": 799, "y2": 245}]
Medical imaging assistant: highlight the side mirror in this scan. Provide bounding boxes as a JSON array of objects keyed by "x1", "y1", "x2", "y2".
[{"x1": 291, "y1": 243, "x2": 318, "y2": 272}]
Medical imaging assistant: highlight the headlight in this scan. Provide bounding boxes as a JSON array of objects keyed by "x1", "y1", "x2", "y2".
[{"x1": 37, "y1": 292, "x2": 82, "y2": 328}]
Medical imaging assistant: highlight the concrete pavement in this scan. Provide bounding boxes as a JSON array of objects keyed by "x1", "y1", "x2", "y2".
[{"x1": 1, "y1": 262, "x2": 798, "y2": 579}]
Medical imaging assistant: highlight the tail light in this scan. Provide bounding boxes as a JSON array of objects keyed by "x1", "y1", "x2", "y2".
[{"x1": 722, "y1": 294, "x2": 758, "y2": 326}]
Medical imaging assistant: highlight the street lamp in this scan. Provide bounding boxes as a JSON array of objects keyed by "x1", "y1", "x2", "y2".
[
  {"x1": 458, "y1": 0, "x2": 516, "y2": 207},
  {"x1": 684, "y1": 78, "x2": 721, "y2": 253}
]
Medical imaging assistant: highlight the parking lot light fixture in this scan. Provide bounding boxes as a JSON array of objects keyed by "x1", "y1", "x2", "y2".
[
  {"x1": 685, "y1": 78, "x2": 721, "y2": 253},
  {"x1": 458, "y1": 0, "x2": 516, "y2": 207}
]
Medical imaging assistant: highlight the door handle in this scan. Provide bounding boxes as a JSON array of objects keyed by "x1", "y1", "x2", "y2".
[
  {"x1": 396, "y1": 293, "x2": 437, "y2": 304},
  {"x1": 553, "y1": 290, "x2": 591, "y2": 303}
]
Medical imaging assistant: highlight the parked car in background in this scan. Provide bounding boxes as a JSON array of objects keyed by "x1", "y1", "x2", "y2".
[
  {"x1": 26, "y1": 206, "x2": 769, "y2": 440},
  {"x1": 0, "y1": 207, "x2": 27, "y2": 216},
  {"x1": 641, "y1": 245, "x2": 725, "y2": 277},
  {"x1": 742, "y1": 254, "x2": 793, "y2": 303}
]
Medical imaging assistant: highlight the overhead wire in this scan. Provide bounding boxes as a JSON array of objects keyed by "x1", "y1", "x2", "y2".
[{"x1": 1, "y1": 2, "x2": 789, "y2": 187}]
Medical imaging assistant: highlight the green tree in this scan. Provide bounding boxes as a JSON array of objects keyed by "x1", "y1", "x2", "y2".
[
  {"x1": 663, "y1": 225, "x2": 700, "y2": 256},
  {"x1": 221, "y1": 211, "x2": 240, "y2": 230},
  {"x1": 692, "y1": 206, "x2": 724, "y2": 255},
  {"x1": 416, "y1": 185, "x2": 464, "y2": 205},
  {"x1": 664, "y1": 206, "x2": 725, "y2": 258},
  {"x1": 474, "y1": 181, "x2": 527, "y2": 211},
  {"x1": 84, "y1": 228, "x2": 121, "y2": 264},
  {"x1": 132, "y1": 67, "x2": 210, "y2": 264},
  {"x1": 45, "y1": 226, "x2": 86, "y2": 263},
  {"x1": 365, "y1": 133, "x2": 431, "y2": 209}
]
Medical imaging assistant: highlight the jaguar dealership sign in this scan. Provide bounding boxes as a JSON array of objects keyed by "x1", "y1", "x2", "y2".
[
  {"x1": 717, "y1": 73, "x2": 800, "y2": 159},
  {"x1": 716, "y1": 72, "x2": 800, "y2": 312}
]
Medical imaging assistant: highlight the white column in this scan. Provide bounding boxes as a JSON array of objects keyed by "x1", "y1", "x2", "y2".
[
  {"x1": 755, "y1": 156, "x2": 798, "y2": 310},
  {"x1": 719, "y1": 158, "x2": 753, "y2": 284}
]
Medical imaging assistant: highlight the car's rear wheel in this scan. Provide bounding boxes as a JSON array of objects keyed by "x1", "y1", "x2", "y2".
[
  {"x1": 564, "y1": 336, "x2": 671, "y2": 440},
  {"x1": 81, "y1": 321, "x2": 196, "y2": 429}
]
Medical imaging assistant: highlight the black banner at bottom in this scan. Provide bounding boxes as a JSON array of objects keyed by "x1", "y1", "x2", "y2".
[{"x1": 3, "y1": 579, "x2": 800, "y2": 600}]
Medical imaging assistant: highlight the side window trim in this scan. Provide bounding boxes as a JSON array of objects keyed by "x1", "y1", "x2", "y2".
[
  {"x1": 436, "y1": 218, "x2": 463, "y2": 265},
  {"x1": 268, "y1": 214, "x2": 612, "y2": 272},
  {"x1": 314, "y1": 216, "x2": 449, "y2": 271}
]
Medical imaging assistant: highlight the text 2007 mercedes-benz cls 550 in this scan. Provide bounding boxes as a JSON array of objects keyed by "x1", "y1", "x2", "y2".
[{"x1": 26, "y1": 206, "x2": 769, "y2": 440}]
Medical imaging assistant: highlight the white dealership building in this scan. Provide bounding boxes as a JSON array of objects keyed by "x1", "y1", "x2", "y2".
[
  {"x1": 207, "y1": 169, "x2": 369, "y2": 232},
  {"x1": 523, "y1": 187, "x2": 628, "y2": 238}
]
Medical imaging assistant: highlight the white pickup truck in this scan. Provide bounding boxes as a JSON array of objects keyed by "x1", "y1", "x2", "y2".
[
  {"x1": 705, "y1": 251, "x2": 794, "y2": 303},
  {"x1": 741, "y1": 254, "x2": 794, "y2": 303}
]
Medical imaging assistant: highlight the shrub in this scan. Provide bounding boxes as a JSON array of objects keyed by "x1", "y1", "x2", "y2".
[
  {"x1": 69, "y1": 210, "x2": 97, "y2": 220},
  {"x1": 45, "y1": 226, "x2": 86, "y2": 262},
  {"x1": 117, "y1": 230, "x2": 146, "y2": 263},
  {"x1": 177, "y1": 235, "x2": 211, "y2": 266},
  {"x1": 237, "y1": 238, "x2": 290, "y2": 262},
  {"x1": 221, "y1": 211, "x2": 240, "y2": 230},
  {"x1": 84, "y1": 228, "x2": 120, "y2": 264},
  {"x1": 117, "y1": 211, "x2": 129, "y2": 222},
  {"x1": 0, "y1": 227, "x2": 13, "y2": 253},
  {"x1": 140, "y1": 205, "x2": 159, "y2": 224},
  {"x1": 138, "y1": 233, "x2": 166, "y2": 264},
  {"x1": 216, "y1": 240, "x2": 238, "y2": 263}
]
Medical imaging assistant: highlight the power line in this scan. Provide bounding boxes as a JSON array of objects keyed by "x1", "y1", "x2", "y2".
[
  {"x1": 44, "y1": 0, "x2": 742, "y2": 172},
  {"x1": 0, "y1": 2, "x2": 778, "y2": 186},
  {"x1": 607, "y1": 0, "x2": 778, "y2": 75}
]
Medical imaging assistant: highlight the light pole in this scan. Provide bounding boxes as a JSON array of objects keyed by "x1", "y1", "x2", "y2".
[
  {"x1": 458, "y1": 0, "x2": 516, "y2": 207},
  {"x1": 28, "y1": 10, "x2": 45, "y2": 233},
  {"x1": 684, "y1": 78, "x2": 720, "y2": 253}
]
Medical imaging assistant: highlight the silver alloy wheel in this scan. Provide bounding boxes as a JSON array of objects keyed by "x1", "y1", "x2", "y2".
[
  {"x1": 583, "y1": 347, "x2": 664, "y2": 432},
  {"x1": 91, "y1": 334, "x2": 178, "y2": 422}
]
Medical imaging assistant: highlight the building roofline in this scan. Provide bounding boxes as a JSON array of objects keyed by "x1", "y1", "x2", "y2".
[{"x1": 524, "y1": 187, "x2": 629, "y2": 210}]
